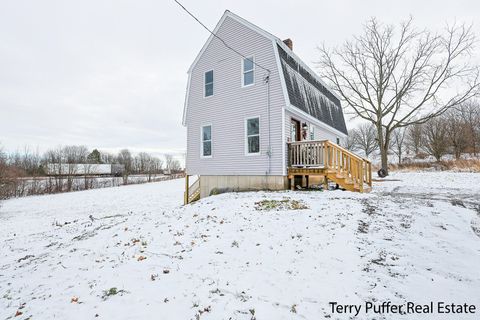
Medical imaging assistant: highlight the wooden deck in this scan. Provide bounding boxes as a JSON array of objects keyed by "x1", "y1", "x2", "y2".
[{"x1": 288, "y1": 140, "x2": 372, "y2": 192}]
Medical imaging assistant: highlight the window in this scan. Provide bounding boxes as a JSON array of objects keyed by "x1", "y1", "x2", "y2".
[
  {"x1": 242, "y1": 57, "x2": 254, "y2": 86},
  {"x1": 246, "y1": 117, "x2": 260, "y2": 154},
  {"x1": 309, "y1": 125, "x2": 315, "y2": 140},
  {"x1": 204, "y1": 70, "x2": 213, "y2": 97},
  {"x1": 336, "y1": 137, "x2": 340, "y2": 145},
  {"x1": 201, "y1": 125, "x2": 212, "y2": 157}
]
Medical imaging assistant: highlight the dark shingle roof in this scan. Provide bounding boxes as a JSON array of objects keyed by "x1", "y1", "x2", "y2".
[{"x1": 277, "y1": 44, "x2": 348, "y2": 135}]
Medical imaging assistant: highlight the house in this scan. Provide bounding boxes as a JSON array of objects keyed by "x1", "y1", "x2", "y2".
[{"x1": 182, "y1": 11, "x2": 371, "y2": 203}]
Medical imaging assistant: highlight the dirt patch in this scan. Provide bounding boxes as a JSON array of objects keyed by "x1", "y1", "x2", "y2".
[{"x1": 254, "y1": 198, "x2": 309, "y2": 211}]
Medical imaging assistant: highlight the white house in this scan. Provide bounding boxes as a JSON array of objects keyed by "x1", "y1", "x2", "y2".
[{"x1": 182, "y1": 11, "x2": 371, "y2": 203}]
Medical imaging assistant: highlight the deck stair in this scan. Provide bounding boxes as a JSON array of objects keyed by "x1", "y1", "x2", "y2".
[
  {"x1": 184, "y1": 176, "x2": 200, "y2": 204},
  {"x1": 288, "y1": 140, "x2": 372, "y2": 192}
]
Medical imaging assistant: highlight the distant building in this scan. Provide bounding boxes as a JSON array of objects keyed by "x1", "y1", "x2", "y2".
[{"x1": 46, "y1": 163, "x2": 125, "y2": 176}]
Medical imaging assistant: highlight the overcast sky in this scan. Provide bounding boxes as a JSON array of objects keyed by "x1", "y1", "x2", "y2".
[{"x1": 1, "y1": 0, "x2": 478, "y2": 157}]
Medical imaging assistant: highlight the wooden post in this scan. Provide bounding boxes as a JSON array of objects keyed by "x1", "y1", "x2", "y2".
[
  {"x1": 368, "y1": 162, "x2": 372, "y2": 186},
  {"x1": 184, "y1": 175, "x2": 189, "y2": 205},
  {"x1": 323, "y1": 175, "x2": 328, "y2": 190},
  {"x1": 323, "y1": 142, "x2": 328, "y2": 169},
  {"x1": 359, "y1": 163, "x2": 364, "y2": 193}
]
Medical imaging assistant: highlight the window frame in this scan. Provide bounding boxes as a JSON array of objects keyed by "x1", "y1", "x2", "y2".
[
  {"x1": 244, "y1": 116, "x2": 261, "y2": 156},
  {"x1": 241, "y1": 56, "x2": 255, "y2": 87},
  {"x1": 204, "y1": 70, "x2": 214, "y2": 98},
  {"x1": 200, "y1": 124, "x2": 212, "y2": 158},
  {"x1": 309, "y1": 125, "x2": 315, "y2": 140}
]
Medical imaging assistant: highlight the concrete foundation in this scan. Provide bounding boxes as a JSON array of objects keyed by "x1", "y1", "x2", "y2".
[{"x1": 199, "y1": 175, "x2": 288, "y2": 198}]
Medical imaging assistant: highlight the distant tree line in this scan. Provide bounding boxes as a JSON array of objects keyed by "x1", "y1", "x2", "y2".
[
  {"x1": 345, "y1": 101, "x2": 480, "y2": 164},
  {"x1": 0, "y1": 145, "x2": 183, "y2": 199}
]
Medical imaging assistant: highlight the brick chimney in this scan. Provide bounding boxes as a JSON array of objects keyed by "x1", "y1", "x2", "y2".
[{"x1": 283, "y1": 38, "x2": 293, "y2": 51}]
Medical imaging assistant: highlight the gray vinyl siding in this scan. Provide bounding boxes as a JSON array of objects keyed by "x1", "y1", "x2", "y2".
[{"x1": 185, "y1": 16, "x2": 285, "y2": 176}]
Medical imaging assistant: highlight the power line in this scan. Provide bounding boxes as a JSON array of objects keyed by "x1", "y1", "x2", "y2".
[{"x1": 173, "y1": 0, "x2": 271, "y2": 74}]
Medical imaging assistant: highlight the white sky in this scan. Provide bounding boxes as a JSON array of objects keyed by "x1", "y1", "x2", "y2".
[{"x1": 1, "y1": 0, "x2": 479, "y2": 157}]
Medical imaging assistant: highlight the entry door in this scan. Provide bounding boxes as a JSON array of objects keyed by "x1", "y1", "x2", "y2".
[{"x1": 290, "y1": 119, "x2": 301, "y2": 142}]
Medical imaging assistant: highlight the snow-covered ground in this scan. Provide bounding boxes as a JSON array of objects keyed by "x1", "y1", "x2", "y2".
[{"x1": 1, "y1": 172, "x2": 479, "y2": 319}]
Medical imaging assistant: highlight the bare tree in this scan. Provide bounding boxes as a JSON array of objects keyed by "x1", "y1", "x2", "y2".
[
  {"x1": 0, "y1": 143, "x2": 7, "y2": 199},
  {"x1": 63, "y1": 145, "x2": 88, "y2": 191},
  {"x1": 444, "y1": 109, "x2": 469, "y2": 159},
  {"x1": 456, "y1": 100, "x2": 480, "y2": 155},
  {"x1": 165, "y1": 154, "x2": 181, "y2": 173},
  {"x1": 117, "y1": 149, "x2": 132, "y2": 183},
  {"x1": 100, "y1": 151, "x2": 115, "y2": 164},
  {"x1": 353, "y1": 123, "x2": 378, "y2": 158},
  {"x1": 423, "y1": 117, "x2": 448, "y2": 161},
  {"x1": 391, "y1": 128, "x2": 407, "y2": 164},
  {"x1": 136, "y1": 152, "x2": 151, "y2": 174},
  {"x1": 154, "y1": 157, "x2": 164, "y2": 173},
  {"x1": 318, "y1": 18, "x2": 480, "y2": 176},
  {"x1": 405, "y1": 123, "x2": 423, "y2": 156},
  {"x1": 343, "y1": 133, "x2": 359, "y2": 152}
]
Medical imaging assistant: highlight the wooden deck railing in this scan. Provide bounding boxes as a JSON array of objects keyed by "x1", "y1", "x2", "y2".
[{"x1": 288, "y1": 140, "x2": 372, "y2": 189}]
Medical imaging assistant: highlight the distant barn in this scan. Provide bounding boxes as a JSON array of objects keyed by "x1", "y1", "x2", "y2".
[{"x1": 46, "y1": 164, "x2": 125, "y2": 176}]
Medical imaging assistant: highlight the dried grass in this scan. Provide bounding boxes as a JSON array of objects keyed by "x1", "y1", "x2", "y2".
[{"x1": 390, "y1": 159, "x2": 480, "y2": 173}]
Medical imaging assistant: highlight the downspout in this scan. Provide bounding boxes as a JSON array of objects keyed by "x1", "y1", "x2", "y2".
[{"x1": 265, "y1": 71, "x2": 272, "y2": 176}]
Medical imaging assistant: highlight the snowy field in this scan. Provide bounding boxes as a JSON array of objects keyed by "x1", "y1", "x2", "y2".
[{"x1": 1, "y1": 172, "x2": 480, "y2": 319}]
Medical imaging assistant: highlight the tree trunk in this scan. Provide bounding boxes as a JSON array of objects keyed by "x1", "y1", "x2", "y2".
[
  {"x1": 376, "y1": 124, "x2": 389, "y2": 176},
  {"x1": 380, "y1": 144, "x2": 388, "y2": 173}
]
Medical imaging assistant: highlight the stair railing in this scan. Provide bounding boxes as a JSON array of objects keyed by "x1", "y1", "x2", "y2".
[
  {"x1": 287, "y1": 140, "x2": 372, "y2": 189},
  {"x1": 184, "y1": 175, "x2": 200, "y2": 204}
]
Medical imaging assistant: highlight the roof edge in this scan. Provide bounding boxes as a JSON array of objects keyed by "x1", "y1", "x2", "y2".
[
  {"x1": 187, "y1": 10, "x2": 278, "y2": 74},
  {"x1": 275, "y1": 40, "x2": 342, "y2": 101}
]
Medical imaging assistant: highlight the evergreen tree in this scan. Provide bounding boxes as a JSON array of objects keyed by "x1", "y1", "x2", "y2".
[{"x1": 87, "y1": 149, "x2": 102, "y2": 164}]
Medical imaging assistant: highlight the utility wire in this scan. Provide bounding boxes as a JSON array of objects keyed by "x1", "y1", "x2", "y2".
[
  {"x1": 174, "y1": 0, "x2": 273, "y2": 174},
  {"x1": 173, "y1": 0, "x2": 271, "y2": 74}
]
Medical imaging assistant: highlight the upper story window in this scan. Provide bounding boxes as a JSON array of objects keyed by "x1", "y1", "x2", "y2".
[
  {"x1": 246, "y1": 117, "x2": 260, "y2": 154},
  {"x1": 242, "y1": 57, "x2": 254, "y2": 86},
  {"x1": 201, "y1": 125, "x2": 212, "y2": 157},
  {"x1": 204, "y1": 70, "x2": 213, "y2": 97}
]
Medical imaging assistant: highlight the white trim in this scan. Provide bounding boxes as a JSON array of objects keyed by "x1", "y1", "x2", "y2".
[
  {"x1": 187, "y1": 13, "x2": 229, "y2": 74},
  {"x1": 181, "y1": 72, "x2": 192, "y2": 126},
  {"x1": 200, "y1": 124, "x2": 213, "y2": 158},
  {"x1": 244, "y1": 116, "x2": 261, "y2": 156},
  {"x1": 286, "y1": 104, "x2": 348, "y2": 138},
  {"x1": 281, "y1": 102, "x2": 286, "y2": 176},
  {"x1": 241, "y1": 55, "x2": 255, "y2": 87},
  {"x1": 203, "y1": 69, "x2": 214, "y2": 98},
  {"x1": 272, "y1": 40, "x2": 291, "y2": 108},
  {"x1": 187, "y1": 11, "x2": 278, "y2": 74},
  {"x1": 272, "y1": 39, "x2": 289, "y2": 176}
]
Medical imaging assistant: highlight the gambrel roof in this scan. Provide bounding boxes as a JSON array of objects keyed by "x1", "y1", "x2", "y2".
[
  {"x1": 183, "y1": 11, "x2": 347, "y2": 136},
  {"x1": 276, "y1": 45, "x2": 347, "y2": 134}
]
